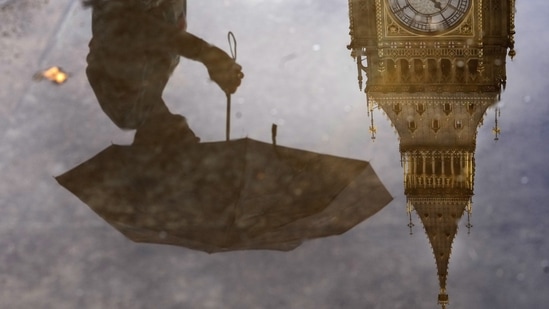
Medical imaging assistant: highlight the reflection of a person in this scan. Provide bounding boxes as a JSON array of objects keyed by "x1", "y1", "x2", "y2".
[{"x1": 83, "y1": 0, "x2": 243, "y2": 143}]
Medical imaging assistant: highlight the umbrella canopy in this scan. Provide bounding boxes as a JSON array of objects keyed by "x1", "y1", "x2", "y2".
[{"x1": 56, "y1": 138, "x2": 392, "y2": 253}]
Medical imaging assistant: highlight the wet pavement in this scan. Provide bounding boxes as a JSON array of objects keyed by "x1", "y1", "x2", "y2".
[{"x1": 1, "y1": 1, "x2": 548, "y2": 308}]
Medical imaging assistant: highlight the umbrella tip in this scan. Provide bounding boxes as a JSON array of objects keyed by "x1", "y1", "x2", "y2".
[{"x1": 271, "y1": 123, "x2": 278, "y2": 146}]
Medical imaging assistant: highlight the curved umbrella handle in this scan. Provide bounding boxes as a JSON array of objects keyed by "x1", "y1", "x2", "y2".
[{"x1": 227, "y1": 31, "x2": 237, "y2": 61}]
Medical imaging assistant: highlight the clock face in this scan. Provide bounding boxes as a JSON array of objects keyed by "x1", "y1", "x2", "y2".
[{"x1": 388, "y1": 0, "x2": 471, "y2": 33}]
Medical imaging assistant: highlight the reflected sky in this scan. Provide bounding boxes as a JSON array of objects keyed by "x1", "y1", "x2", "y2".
[{"x1": 1, "y1": 0, "x2": 548, "y2": 308}]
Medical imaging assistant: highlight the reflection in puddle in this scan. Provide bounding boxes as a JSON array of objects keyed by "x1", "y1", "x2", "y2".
[
  {"x1": 83, "y1": 0, "x2": 242, "y2": 130},
  {"x1": 56, "y1": 136, "x2": 392, "y2": 253},
  {"x1": 57, "y1": 1, "x2": 392, "y2": 255},
  {"x1": 349, "y1": 0, "x2": 516, "y2": 307},
  {"x1": 53, "y1": 0, "x2": 520, "y2": 307}
]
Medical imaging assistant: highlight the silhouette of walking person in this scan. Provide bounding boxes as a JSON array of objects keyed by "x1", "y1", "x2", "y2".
[{"x1": 83, "y1": 0, "x2": 243, "y2": 144}]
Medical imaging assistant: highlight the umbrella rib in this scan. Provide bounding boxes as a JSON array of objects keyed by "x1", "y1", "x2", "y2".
[
  {"x1": 325, "y1": 164, "x2": 372, "y2": 204},
  {"x1": 230, "y1": 139, "x2": 249, "y2": 226},
  {"x1": 287, "y1": 164, "x2": 372, "y2": 228}
]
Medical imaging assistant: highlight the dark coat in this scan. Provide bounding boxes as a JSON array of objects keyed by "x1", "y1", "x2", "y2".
[{"x1": 84, "y1": 0, "x2": 187, "y2": 129}]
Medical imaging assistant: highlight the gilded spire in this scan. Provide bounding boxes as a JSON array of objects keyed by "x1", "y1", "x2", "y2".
[
  {"x1": 410, "y1": 197, "x2": 469, "y2": 308},
  {"x1": 403, "y1": 148, "x2": 475, "y2": 307}
]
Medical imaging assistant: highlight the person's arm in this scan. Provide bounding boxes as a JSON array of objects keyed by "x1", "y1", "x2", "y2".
[
  {"x1": 87, "y1": 2, "x2": 243, "y2": 94},
  {"x1": 174, "y1": 32, "x2": 243, "y2": 94}
]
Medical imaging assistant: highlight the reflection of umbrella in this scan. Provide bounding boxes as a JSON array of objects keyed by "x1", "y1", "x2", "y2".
[{"x1": 56, "y1": 138, "x2": 392, "y2": 253}]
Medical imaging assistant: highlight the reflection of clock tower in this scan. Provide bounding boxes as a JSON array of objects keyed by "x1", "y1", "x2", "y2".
[{"x1": 348, "y1": 0, "x2": 516, "y2": 307}]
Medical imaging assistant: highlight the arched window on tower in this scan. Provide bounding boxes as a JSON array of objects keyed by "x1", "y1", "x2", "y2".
[
  {"x1": 443, "y1": 102, "x2": 452, "y2": 115},
  {"x1": 387, "y1": 59, "x2": 397, "y2": 82},
  {"x1": 468, "y1": 59, "x2": 479, "y2": 81},
  {"x1": 393, "y1": 103, "x2": 402, "y2": 115},
  {"x1": 431, "y1": 119, "x2": 440, "y2": 132},
  {"x1": 408, "y1": 120, "x2": 417, "y2": 132},
  {"x1": 456, "y1": 59, "x2": 466, "y2": 83},
  {"x1": 414, "y1": 59, "x2": 424, "y2": 82},
  {"x1": 428, "y1": 59, "x2": 437, "y2": 82},
  {"x1": 441, "y1": 59, "x2": 452, "y2": 82},
  {"x1": 416, "y1": 103, "x2": 425, "y2": 115},
  {"x1": 466, "y1": 102, "x2": 476, "y2": 115},
  {"x1": 400, "y1": 59, "x2": 410, "y2": 82}
]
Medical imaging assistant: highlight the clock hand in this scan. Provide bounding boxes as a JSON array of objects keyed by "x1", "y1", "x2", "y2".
[
  {"x1": 429, "y1": 0, "x2": 443, "y2": 10},
  {"x1": 439, "y1": 11, "x2": 450, "y2": 27}
]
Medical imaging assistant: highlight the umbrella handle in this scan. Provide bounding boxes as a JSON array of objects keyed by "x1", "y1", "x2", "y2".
[
  {"x1": 228, "y1": 31, "x2": 237, "y2": 61},
  {"x1": 226, "y1": 31, "x2": 237, "y2": 141}
]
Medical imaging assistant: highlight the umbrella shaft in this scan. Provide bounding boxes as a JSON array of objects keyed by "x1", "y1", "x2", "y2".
[{"x1": 226, "y1": 93, "x2": 231, "y2": 141}]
